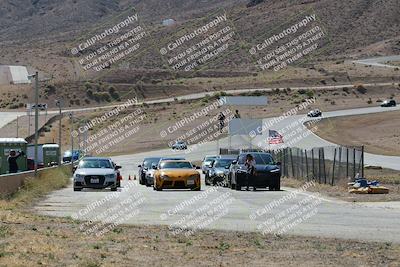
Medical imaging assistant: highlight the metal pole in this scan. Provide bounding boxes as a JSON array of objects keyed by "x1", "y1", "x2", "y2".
[
  {"x1": 70, "y1": 112, "x2": 74, "y2": 173},
  {"x1": 361, "y1": 146, "x2": 365, "y2": 178},
  {"x1": 346, "y1": 147, "x2": 349, "y2": 179},
  {"x1": 16, "y1": 116, "x2": 19, "y2": 138},
  {"x1": 353, "y1": 148, "x2": 356, "y2": 180},
  {"x1": 28, "y1": 110, "x2": 31, "y2": 136},
  {"x1": 305, "y1": 149, "x2": 309, "y2": 181},
  {"x1": 57, "y1": 101, "x2": 62, "y2": 166},
  {"x1": 332, "y1": 148, "x2": 337, "y2": 185},
  {"x1": 34, "y1": 72, "x2": 39, "y2": 177}
]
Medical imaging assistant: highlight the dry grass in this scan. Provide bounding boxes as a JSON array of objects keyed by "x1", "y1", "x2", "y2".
[{"x1": 1, "y1": 166, "x2": 400, "y2": 265}]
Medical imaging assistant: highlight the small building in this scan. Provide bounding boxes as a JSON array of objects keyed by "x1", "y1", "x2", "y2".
[
  {"x1": 0, "y1": 138, "x2": 28, "y2": 174},
  {"x1": 0, "y1": 65, "x2": 31, "y2": 85}
]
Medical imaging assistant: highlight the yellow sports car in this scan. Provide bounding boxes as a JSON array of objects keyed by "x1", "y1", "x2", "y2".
[{"x1": 153, "y1": 160, "x2": 201, "y2": 191}]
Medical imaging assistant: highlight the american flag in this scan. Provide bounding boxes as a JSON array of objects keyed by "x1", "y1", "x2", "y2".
[{"x1": 268, "y1": 130, "x2": 284, "y2": 144}]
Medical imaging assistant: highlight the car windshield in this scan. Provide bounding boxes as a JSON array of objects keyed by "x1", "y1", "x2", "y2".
[
  {"x1": 79, "y1": 159, "x2": 113, "y2": 169},
  {"x1": 160, "y1": 161, "x2": 193, "y2": 169},
  {"x1": 143, "y1": 158, "x2": 161, "y2": 168},
  {"x1": 204, "y1": 156, "x2": 217, "y2": 163},
  {"x1": 214, "y1": 159, "x2": 233, "y2": 168},
  {"x1": 63, "y1": 151, "x2": 72, "y2": 157},
  {"x1": 238, "y1": 154, "x2": 275, "y2": 165}
]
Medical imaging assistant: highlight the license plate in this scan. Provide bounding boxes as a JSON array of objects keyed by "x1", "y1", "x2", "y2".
[
  {"x1": 90, "y1": 178, "x2": 100, "y2": 184},
  {"x1": 187, "y1": 180, "x2": 195, "y2": 185}
]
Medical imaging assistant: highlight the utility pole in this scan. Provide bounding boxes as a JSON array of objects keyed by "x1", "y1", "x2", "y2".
[
  {"x1": 69, "y1": 112, "x2": 74, "y2": 173},
  {"x1": 56, "y1": 100, "x2": 62, "y2": 165},
  {"x1": 34, "y1": 72, "x2": 39, "y2": 177},
  {"x1": 28, "y1": 72, "x2": 39, "y2": 177}
]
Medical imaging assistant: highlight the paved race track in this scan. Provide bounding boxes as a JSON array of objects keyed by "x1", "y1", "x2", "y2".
[{"x1": 34, "y1": 105, "x2": 400, "y2": 243}]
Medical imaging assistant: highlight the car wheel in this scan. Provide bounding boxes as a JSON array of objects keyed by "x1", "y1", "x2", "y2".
[{"x1": 235, "y1": 182, "x2": 241, "y2": 191}]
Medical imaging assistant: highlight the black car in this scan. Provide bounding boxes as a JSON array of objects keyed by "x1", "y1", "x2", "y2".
[
  {"x1": 380, "y1": 99, "x2": 396, "y2": 107},
  {"x1": 138, "y1": 157, "x2": 161, "y2": 185},
  {"x1": 229, "y1": 152, "x2": 281, "y2": 191}
]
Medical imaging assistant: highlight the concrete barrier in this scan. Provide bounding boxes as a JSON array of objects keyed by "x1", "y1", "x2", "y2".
[{"x1": 0, "y1": 166, "x2": 65, "y2": 197}]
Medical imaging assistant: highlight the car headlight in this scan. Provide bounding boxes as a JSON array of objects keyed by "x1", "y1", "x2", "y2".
[
  {"x1": 270, "y1": 168, "x2": 280, "y2": 173},
  {"x1": 105, "y1": 174, "x2": 116, "y2": 179},
  {"x1": 161, "y1": 175, "x2": 169, "y2": 180}
]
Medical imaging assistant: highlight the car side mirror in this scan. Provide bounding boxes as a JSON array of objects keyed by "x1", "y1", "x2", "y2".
[
  {"x1": 152, "y1": 165, "x2": 158, "y2": 170},
  {"x1": 225, "y1": 165, "x2": 230, "y2": 169},
  {"x1": 115, "y1": 165, "x2": 122, "y2": 170},
  {"x1": 276, "y1": 162, "x2": 281, "y2": 166},
  {"x1": 232, "y1": 160, "x2": 237, "y2": 164},
  {"x1": 196, "y1": 166, "x2": 201, "y2": 170},
  {"x1": 138, "y1": 165, "x2": 142, "y2": 168}
]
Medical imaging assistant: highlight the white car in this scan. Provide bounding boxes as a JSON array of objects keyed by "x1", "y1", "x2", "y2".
[
  {"x1": 73, "y1": 157, "x2": 120, "y2": 191},
  {"x1": 307, "y1": 109, "x2": 322, "y2": 117},
  {"x1": 171, "y1": 140, "x2": 187, "y2": 150}
]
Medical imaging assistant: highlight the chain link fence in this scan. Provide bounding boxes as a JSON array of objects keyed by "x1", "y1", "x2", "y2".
[{"x1": 272, "y1": 146, "x2": 364, "y2": 185}]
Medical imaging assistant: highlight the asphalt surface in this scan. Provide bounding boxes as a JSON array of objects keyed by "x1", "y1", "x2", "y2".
[
  {"x1": 353, "y1": 55, "x2": 400, "y2": 68},
  {"x1": 34, "y1": 105, "x2": 400, "y2": 243},
  {"x1": 35, "y1": 177, "x2": 400, "y2": 243}
]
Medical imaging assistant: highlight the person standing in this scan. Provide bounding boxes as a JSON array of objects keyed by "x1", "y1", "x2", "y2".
[
  {"x1": 245, "y1": 154, "x2": 256, "y2": 191},
  {"x1": 8, "y1": 150, "x2": 24, "y2": 173},
  {"x1": 234, "y1": 110, "x2": 241, "y2": 119},
  {"x1": 218, "y1": 112, "x2": 226, "y2": 133}
]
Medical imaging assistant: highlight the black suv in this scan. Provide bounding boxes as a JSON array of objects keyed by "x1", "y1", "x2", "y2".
[
  {"x1": 229, "y1": 152, "x2": 281, "y2": 191},
  {"x1": 380, "y1": 99, "x2": 396, "y2": 107}
]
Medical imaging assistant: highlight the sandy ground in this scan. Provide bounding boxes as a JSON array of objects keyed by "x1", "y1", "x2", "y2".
[
  {"x1": 312, "y1": 110, "x2": 400, "y2": 156},
  {"x1": 283, "y1": 167, "x2": 400, "y2": 202},
  {"x1": 33, "y1": 84, "x2": 400, "y2": 156}
]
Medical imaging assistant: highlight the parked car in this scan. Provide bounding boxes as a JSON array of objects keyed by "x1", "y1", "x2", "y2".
[
  {"x1": 138, "y1": 157, "x2": 162, "y2": 185},
  {"x1": 63, "y1": 150, "x2": 83, "y2": 163},
  {"x1": 307, "y1": 109, "x2": 322, "y2": 117},
  {"x1": 229, "y1": 152, "x2": 281, "y2": 191},
  {"x1": 73, "y1": 157, "x2": 120, "y2": 191},
  {"x1": 206, "y1": 158, "x2": 235, "y2": 186},
  {"x1": 380, "y1": 99, "x2": 396, "y2": 107},
  {"x1": 153, "y1": 160, "x2": 201, "y2": 191},
  {"x1": 201, "y1": 155, "x2": 218, "y2": 174},
  {"x1": 171, "y1": 140, "x2": 188, "y2": 150}
]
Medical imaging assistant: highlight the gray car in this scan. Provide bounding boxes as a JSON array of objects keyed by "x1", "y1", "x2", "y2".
[
  {"x1": 205, "y1": 158, "x2": 235, "y2": 186},
  {"x1": 73, "y1": 157, "x2": 119, "y2": 191}
]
